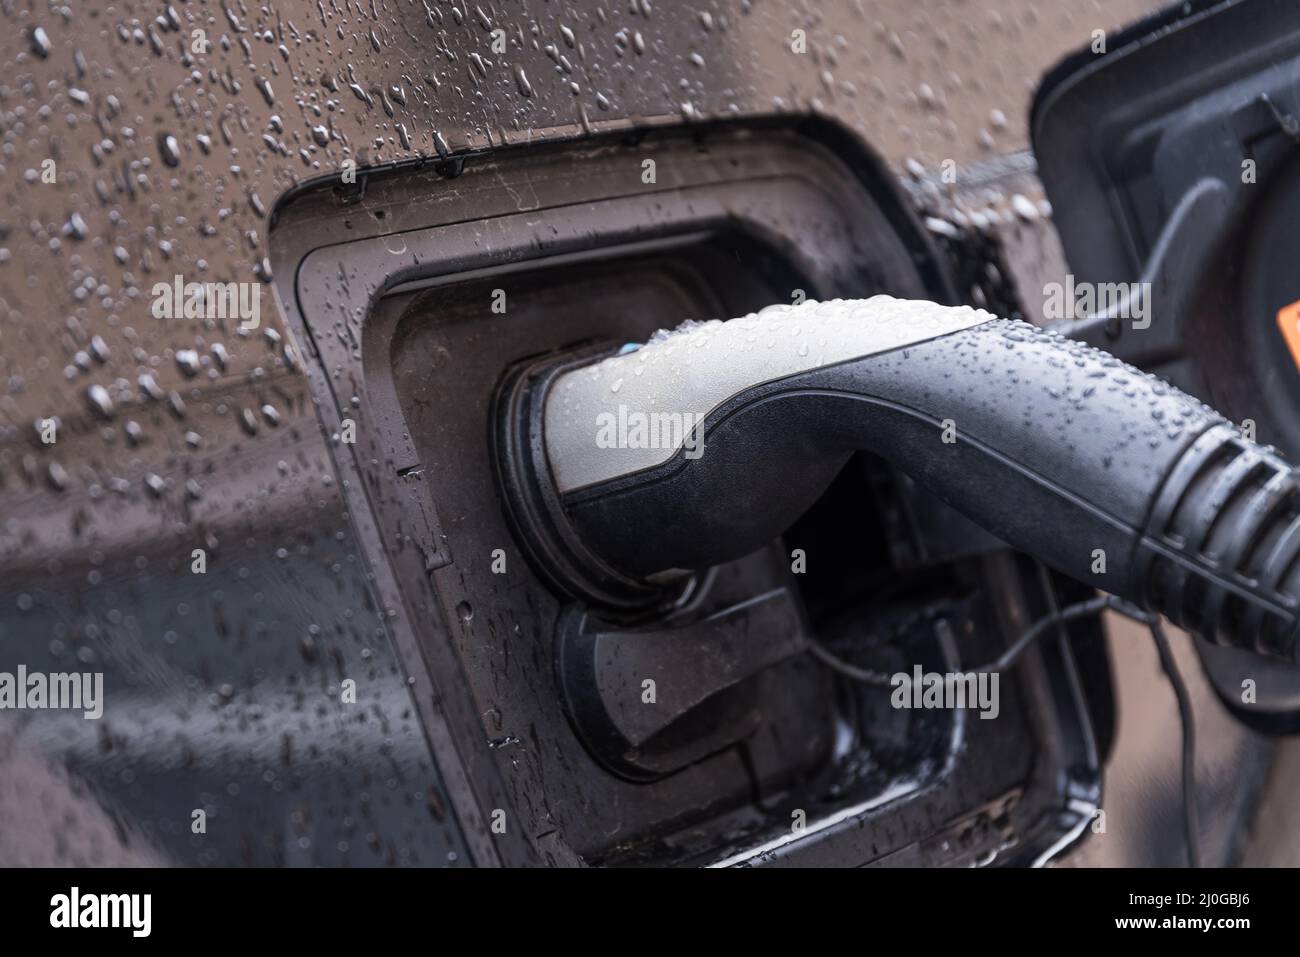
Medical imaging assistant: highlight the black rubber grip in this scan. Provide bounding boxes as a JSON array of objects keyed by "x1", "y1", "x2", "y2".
[
  {"x1": 551, "y1": 319, "x2": 1300, "y2": 661},
  {"x1": 1137, "y1": 424, "x2": 1300, "y2": 658}
]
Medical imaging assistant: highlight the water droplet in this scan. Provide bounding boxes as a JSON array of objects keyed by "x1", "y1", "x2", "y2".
[
  {"x1": 175, "y1": 349, "x2": 201, "y2": 377},
  {"x1": 158, "y1": 133, "x2": 180, "y2": 167},
  {"x1": 47, "y1": 462, "x2": 69, "y2": 491},
  {"x1": 86, "y1": 384, "x2": 113, "y2": 418},
  {"x1": 30, "y1": 26, "x2": 51, "y2": 59},
  {"x1": 64, "y1": 212, "x2": 88, "y2": 241},
  {"x1": 514, "y1": 65, "x2": 533, "y2": 98},
  {"x1": 138, "y1": 373, "x2": 165, "y2": 401}
]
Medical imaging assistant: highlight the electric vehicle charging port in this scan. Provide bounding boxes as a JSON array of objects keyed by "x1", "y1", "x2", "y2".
[{"x1": 270, "y1": 118, "x2": 1112, "y2": 866}]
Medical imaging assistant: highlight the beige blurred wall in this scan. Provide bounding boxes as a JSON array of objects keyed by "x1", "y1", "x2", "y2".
[{"x1": 820, "y1": 0, "x2": 1166, "y2": 170}]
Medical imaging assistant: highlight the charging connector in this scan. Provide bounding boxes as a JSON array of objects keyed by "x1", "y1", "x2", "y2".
[{"x1": 496, "y1": 296, "x2": 1300, "y2": 661}]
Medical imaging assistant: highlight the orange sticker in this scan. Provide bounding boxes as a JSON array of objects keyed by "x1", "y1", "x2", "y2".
[{"x1": 1278, "y1": 299, "x2": 1300, "y2": 371}]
